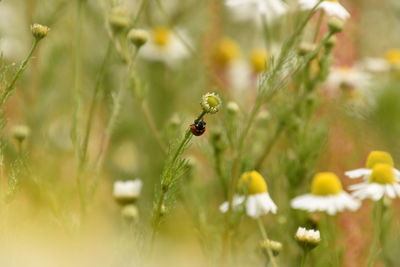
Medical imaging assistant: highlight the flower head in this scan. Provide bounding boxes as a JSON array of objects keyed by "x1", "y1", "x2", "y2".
[
  {"x1": 121, "y1": 204, "x2": 139, "y2": 221},
  {"x1": 12, "y1": 125, "x2": 31, "y2": 143},
  {"x1": 260, "y1": 239, "x2": 283, "y2": 256},
  {"x1": 349, "y1": 163, "x2": 400, "y2": 200},
  {"x1": 108, "y1": 7, "x2": 130, "y2": 32},
  {"x1": 113, "y1": 179, "x2": 143, "y2": 205},
  {"x1": 219, "y1": 170, "x2": 277, "y2": 218},
  {"x1": 298, "y1": 0, "x2": 350, "y2": 21},
  {"x1": 226, "y1": 0, "x2": 287, "y2": 24},
  {"x1": 201, "y1": 92, "x2": 222, "y2": 114},
  {"x1": 212, "y1": 38, "x2": 240, "y2": 67},
  {"x1": 295, "y1": 227, "x2": 321, "y2": 250},
  {"x1": 385, "y1": 49, "x2": 400, "y2": 67},
  {"x1": 291, "y1": 172, "x2": 360, "y2": 215},
  {"x1": 344, "y1": 151, "x2": 400, "y2": 182},
  {"x1": 31, "y1": 24, "x2": 50, "y2": 40},
  {"x1": 249, "y1": 48, "x2": 268, "y2": 73}
]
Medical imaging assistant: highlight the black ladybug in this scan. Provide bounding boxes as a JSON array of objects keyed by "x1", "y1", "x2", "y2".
[{"x1": 189, "y1": 119, "x2": 206, "y2": 136}]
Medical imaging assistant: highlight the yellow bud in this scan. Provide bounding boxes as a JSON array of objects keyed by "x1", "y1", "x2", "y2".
[
  {"x1": 238, "y1": 171, "x2": 268, "y2": 194},
  {"x1": 366, "y1": 151, "x2": 394, "y2": 169},
  {"x1": 311, "y1": 172, "x2": 342, "y2": 196}
]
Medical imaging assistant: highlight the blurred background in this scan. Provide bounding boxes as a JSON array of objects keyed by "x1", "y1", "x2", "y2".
[{"x1": 1, "y1": 0, "x2": 400, "y2": 266}]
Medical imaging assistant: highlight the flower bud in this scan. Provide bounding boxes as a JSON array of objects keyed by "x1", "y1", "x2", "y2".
[
  {"x1": 226, "y1": 101, "x2": 239, "y2": 115},
  {"x1": 121, "y1": 204, "x2": 139, "y2": 221},
  {"x1": 31, "y1": 24, "x2": 50, "y2": 40},
  {"x1": 12, "y1": 125, "x2": 31, "y2": 143},
  {"x1": 200, "y1": 92, "x2": 222, "y2": 114},
  {"x1": 324, "y1": 36, "x2": 337, "y2": 51},
  {"x1": 109, "y1": 7, "x2": 130, "y2": 33},
  {"x1": 113, "y1": 179, "x2": 143, "y2": 205},
  {"x1": 298, "y1": 42, "x2": 316, "y2": 56},
  {"x1": 328, "y1": 17, "x2": 344, "y2": 34},
  {"x1": 127, "y1": 29, "x2": 149, "y2": 48},
  {"x1": 260, "y1": 239, "x2": 283, "y2": 257},
  {"x1": 295, "y1": 227, "x2": 321, "y2": 250}
]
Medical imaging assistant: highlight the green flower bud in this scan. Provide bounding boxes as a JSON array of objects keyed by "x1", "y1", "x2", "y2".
[
  {"x1": 328, "y1": 17, "x2": 344, "y2": 34},
  {"x1": 31, "y1": 24, "x2": 50, "y2": 40}
]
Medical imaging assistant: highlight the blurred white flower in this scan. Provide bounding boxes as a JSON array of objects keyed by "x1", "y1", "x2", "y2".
[
  {"x1": 219, "y1": 171, "x2": 277, "y2": 218},
  {"x1": 349, "y1": 164, "x2": 400, "y2": 200},
  {"x1": 291, "y1": 172, "x2": 360, "y2": 215},
  {"x1": 345, "y1": 151, "x2": 400, "y2": 182},
  {"x1": 326, "y1": 66, "x2": 370, "y2": 98},
  {"x1": 226, "y1": 0, "x2": 287, "y2": 23},
  {"x1": 295, "y1": 227, "x2": 321, "y2": 248},
  {"x1": 140, "y1": 26, "x2": 190, "y2": 67},
  {"x1": 113, "y1": 179, "x2": 143, "y2": 204},
  {"x1": 357, "y1": 57, "x2": 390, "y2": 73},
  {"x1": 298, "y1": 0, "x2": 350, "y2": 20}
]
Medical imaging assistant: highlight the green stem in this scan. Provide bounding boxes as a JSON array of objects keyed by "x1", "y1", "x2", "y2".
[
  {"x1": 257, "y1": 218, "x2": 278, "y2": 267},
  {"x1": 1, "y1": 39, "x2": 39, "y2": 105},
  {"x1": 313, "y1": 11, "x2": 324, "y2": 43},
  {"x1": 300, "y1": 249, "x2": 309, "y2": 267}
]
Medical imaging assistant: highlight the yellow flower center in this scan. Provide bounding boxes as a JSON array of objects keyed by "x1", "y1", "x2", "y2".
[
  {"x1": 311, "y1": 172, "x2": 342, "y2": 196},
  {"x1": 250, "y1": 48, "x2": 268, "y2": 73},
  {"x1": 385, "y1": 49, "x2": 400, "y2": 65},
  {"x1": 153, "y1": 26, "x2": 171, "y2": 47},
  {"x1": 366, "y1": 151, "x2": 394, "y2": 169},
  {"x1": 238, "y1": 171, "x2": 268, "y2": 195},
  {"x1": 207, "y1": 95, "x2": 219, "y2": 108},
  {"x1": 326, "y1": 0, "x2": 338, "y2": 2},
  {"x1": 213, "y1": 38, "x2": 240, "y2": 66},
  {"x1": 369, "y1": 164, "x2": 396, "y2": 184}
]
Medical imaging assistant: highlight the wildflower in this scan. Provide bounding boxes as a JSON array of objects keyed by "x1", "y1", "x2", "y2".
[
  {"x1": 260, "y1": 239, "x2": 283, "y2": 256},
  {"x1": 113, "y1": 179, "x2": 143, "y2": 205},
  {"x1": 219, "y1": 171, "x2": 277, "y2": 218},
  {"x1": 295, "y1": 227, "x2": 321, "y2": 250},
  {"x1": 345, "y1": 151, "x2": 400, "y2": 181},
  {"x1": 12, "y1": 125, "x2": 31, "y2": 143},
  {"x1": 326, "y1": 66, "x2": 370, "y2": 98},
  {"x1": 385, "y1": 49, "x2": 400, "y2": 68},
  {"x1": 298, "y1": 42, "x2": 317, "y2": 56},
  {"x1": 108, "y1": 7, "x2": 130, "y2": 32},
  {"x1": 30, "y1": 24, "x2": 50, "y2": 40},
  {"x1": 298, "y1": 0, "x2": 350, "y2": 21},
  {"x1": 140, "y1": 26, "x2": 190, "y2": 67},
  {"x1": 127, "y1": 29, "x2": 149, "y2": 48},
  {"x1": 212, "y1": 38, "x2": 240, "y2": 67},
  {"x1": 349, "y1": 163, "x2": 400, "y2": 200},
  {"x1": 225, "y1": 0, "x2": 287, "y2": 23},
  {"x1": 201, "y1": 92, "x2": 222, "y2": 114},
  {"x1": 249, "y1": 48, "x2": 268, "y2": 73},
  {"x1": 291, "y1": 172, "x2": 360, "y2": 215}
]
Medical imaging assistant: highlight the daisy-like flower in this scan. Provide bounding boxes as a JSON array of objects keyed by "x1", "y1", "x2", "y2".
[
  {"x1": 349, "y1": 163, "x2": 400, "y2": 200},
  {"x1": 345, "y1": 151, "x2": 400, "y2": 181},
  {"x1": 225, "y1": 0, "x2": 287, "y2": 23},
  {"x1": 295, "y1": 227, "x2": 321, "y2": 249},
  {"x1": 113, "y1": 179, "x2": 143, "y2": 205},
  {"x1": 385, "y1": 49, "x2": 400, "y2": 69},
  {"x1": 200, "y1": 92, "x2": 222, "y2": 114},
  {"x1": 298, "y1": 0, "x2": 350, "y2": 21},
  {"x1": 291, "y1": 172, "x2": 360, "y2": 215},
  {"x1": 140, "y1": 26, "x2": 190, "y2": 67},
  {"x1": 212, "y1": 38, "x2": 241, "y2": 68},
  {"x1": 219, "y1": 170, "x2": 277, "y2": 218},
  {"x1": 326, "y1": 66, "x2": 370, "y2": 99}
]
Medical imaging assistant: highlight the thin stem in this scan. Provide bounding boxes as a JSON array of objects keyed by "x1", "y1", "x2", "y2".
[
  {"x1": 300, "y1": 249, "x2": 309, "y2": 267},
  {"x1": 79, "y1": 40, "x2": 113, "y2": 171},
  {"x1": 313, "y1": 11, "x2": 324, "y2": 43},
  {"x1": 257, "y1": 218, "x2": 278, "y2": 267},
  {"x1": 140, "y1": 101, "x2": 167, "y2": 155},
  {"x1": 1, "y1": 39, "x2": 39, "y2": 105}
]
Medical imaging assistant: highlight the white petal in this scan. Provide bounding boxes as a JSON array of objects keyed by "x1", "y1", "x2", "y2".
[{"x1": 344, "y1": 168, "x2": 371, "y2": 179}]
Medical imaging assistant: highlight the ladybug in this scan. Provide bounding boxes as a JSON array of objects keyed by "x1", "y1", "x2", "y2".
[{"x1": 189, "y1": 119, "x2": 206, "y2": 136}]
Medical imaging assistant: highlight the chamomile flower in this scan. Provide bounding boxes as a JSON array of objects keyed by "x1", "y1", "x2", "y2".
[
  {"x1": 291, "y1": 172, "x2": 360, "y2": 215},
  {"x1": 326, "y1": 66, "x2": 370, "y2": 98},
  {"x1": 140, "y1": 26, "x2": 190, "y2": 67},
  {"x1": 345, "y1": 151, "x2": 400, "y2": 181},
  {"x1": 298, "y1": 0, "x2": 350, "y2": 21},
  {"x1": 219, "y1": 171, "x2": 277, "y2": 218},
  {"x1": 249, "y1": 48, "x2": 269, "y2": 73},
  {"x1": 349, "y1": 163, "x2": 400, "y2": 200},
  {"x1": 225, "y1": 0, "x2": 287, "y2": 23},
  {"x1": 385, "y1": 49, "x2": 400, "y2": 70},
  {"x1": 113, "y1": 179, "x2": 143, "y2": 205},
  {"x1": 295, "y1": 227, "x2": 321, "y2": 249},
  {"x1": 212, "y1": 38, "x2": 241, "y2": 68}
]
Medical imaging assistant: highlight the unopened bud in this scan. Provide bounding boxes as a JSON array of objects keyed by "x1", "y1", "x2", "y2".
[
  {"x1": 128, "y1": 29, "x2": 149, "y2": 48},
  {"x1": 31, "y1": 24, "x2": 50, "y2": 40},
  {"x1": 328, "y1": 17, "x2": 344, "y2": 34},
  {"x1": 109, "y1": 7, "x2": 130, "y2": 33},
  {"x1": 12, "y1": 125, "x2": 31, "y2": 143}
]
